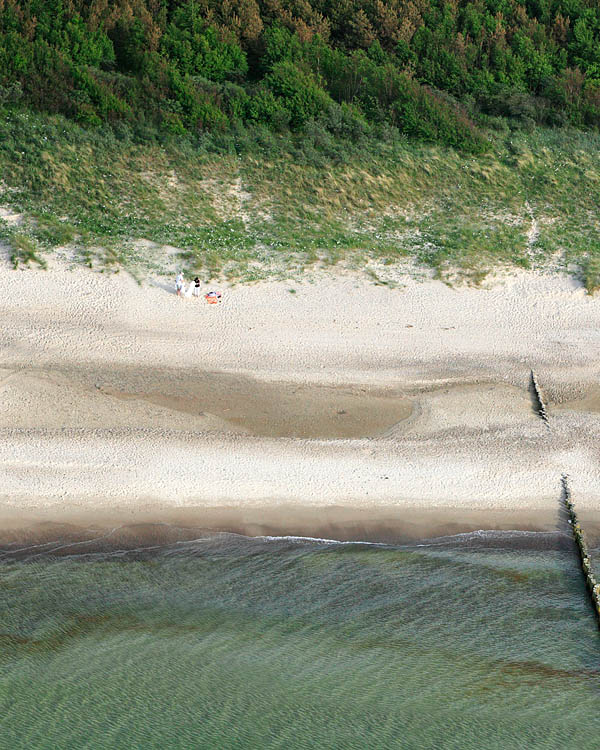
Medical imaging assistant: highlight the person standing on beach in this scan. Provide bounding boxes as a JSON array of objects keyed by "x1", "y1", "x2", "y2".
[
  {"x1": 175, "y1": 272, "x2": 184, "y2": 297},
  {"x1": 193, "y1": 277, "x2": 201, "y2": 297}
]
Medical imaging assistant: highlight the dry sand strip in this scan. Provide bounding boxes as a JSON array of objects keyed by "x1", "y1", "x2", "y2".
[
  {"x1": 2, "y1": 260, "x2": 600, "y2": 389},
  {"x1": 1, "y1": 259, "x2": 600, "y2": 540}
]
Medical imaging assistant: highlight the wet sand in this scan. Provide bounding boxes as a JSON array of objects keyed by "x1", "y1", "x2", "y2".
[
  {"x1": 2, "y1": 504, "x2": 594, "y2": 555},
  {"x1": 0, "y1": 364, "x2": 412, "y2": 439},
  {"x1": 552, "y1": 386, "x2": 600, "y2": 415}
]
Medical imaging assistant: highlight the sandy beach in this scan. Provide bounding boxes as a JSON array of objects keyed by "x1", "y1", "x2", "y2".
[{"x1": 2, "y1": 259, "x2": 600, "y2": 541}]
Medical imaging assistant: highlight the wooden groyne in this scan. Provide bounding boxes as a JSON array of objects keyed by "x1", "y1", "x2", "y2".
[
  {"x1": 530, "y1": 370, "x2": 549, "y2": 424},
  {"x1": 529, "y1": 372, "x2": 597, "y2": 624},
  {"x1": 561, "y1": 474, "x2": 600, "y2": 625}
]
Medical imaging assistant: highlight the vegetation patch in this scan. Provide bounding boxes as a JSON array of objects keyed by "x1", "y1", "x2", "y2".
[
  {"x1": 9, "y1": 232, "x2": 46, "y2": 269},
  {"x1": 0, "y1": 110, "x2": 599, "y2": 288},
  {"x1": 1, "y1": 1, "x2": 600, "y2": 152},
  {"x1": 1, "y1": 2, "x2": 600, "y2": 287},
  {"x1": 581, "y1": 255, "x2": 600, "y2": 295}
]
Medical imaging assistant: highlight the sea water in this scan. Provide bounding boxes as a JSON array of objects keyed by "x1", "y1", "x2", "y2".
[{"x1": 1, "y1": 529, "x2": 599, "y2": 749}]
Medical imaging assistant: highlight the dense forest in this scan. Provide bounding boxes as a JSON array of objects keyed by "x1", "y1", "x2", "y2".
[{"x1": 1, "y1": 0, "x2": 600, "y2": 152}]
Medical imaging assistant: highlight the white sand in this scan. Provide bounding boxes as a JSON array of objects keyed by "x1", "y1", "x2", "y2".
[{"x1": 1, "y1": 259, "x2": 600, "y2": 533}]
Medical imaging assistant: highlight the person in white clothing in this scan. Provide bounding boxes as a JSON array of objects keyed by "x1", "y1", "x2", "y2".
[{"x1": 175, "y1": 272, "x2": 184, "y2": 296}]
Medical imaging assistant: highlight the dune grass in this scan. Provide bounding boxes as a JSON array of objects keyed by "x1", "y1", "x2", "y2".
[
  {"x1": 9, "y1": 233, "x2": 46, "y2": 269},
  {"x1": 0, "y1": 109, "x2": 599, "y2": 286}
]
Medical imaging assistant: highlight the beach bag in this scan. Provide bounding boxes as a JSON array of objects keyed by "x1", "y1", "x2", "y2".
[{"x1": 205, "y1": 291, "x2": 222, "y2": 304}]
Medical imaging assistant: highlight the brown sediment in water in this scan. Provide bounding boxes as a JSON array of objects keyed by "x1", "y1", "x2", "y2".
[{"x1": 498, "y1": 660, "x2": 600, "y2": 683}]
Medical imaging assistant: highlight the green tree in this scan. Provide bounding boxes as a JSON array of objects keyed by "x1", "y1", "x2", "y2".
[{"x1": 162, "y1": 2, "x2": 248, "y2": 82}]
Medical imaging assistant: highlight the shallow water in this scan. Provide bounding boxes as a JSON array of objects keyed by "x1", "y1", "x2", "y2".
[{"x1": 1, "y1": 530, "x2": 599, "y2": 749}]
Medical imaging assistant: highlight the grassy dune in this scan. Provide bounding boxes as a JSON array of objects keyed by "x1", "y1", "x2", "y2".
[{"x1": 1, "y1": 110, "x2": 599, "y2": 289}]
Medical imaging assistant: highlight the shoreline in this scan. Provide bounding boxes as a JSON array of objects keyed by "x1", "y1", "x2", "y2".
[{"x1": 3, "y1": 505, "x2": 600, "y2": 551}]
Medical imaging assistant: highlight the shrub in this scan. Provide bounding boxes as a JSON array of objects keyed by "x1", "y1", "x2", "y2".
[
  {"x1": 392, "y1": 78, "x2": 488, "y2": 153},
  {"x1": 264, "y1": 61, "x2": 332, "y2": 127},
  {"x1": 248, "y1": 87, "x2": 291, "y2": 130}
]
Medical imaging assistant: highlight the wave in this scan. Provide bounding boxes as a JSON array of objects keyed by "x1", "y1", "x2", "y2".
[{"x1": 0, "y1": 524, "x2": 574, "y2": 563}]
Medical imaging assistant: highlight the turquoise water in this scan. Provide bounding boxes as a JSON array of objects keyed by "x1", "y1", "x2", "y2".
[{"x1": 1, "y1": 530, "x2": 599, "y2": 749}]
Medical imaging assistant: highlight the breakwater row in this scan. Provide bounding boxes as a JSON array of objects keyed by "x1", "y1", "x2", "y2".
[
  {"x1": 531, "y1": 370, "x2": 598, "y2": 626},
  {"x1": 562, "y1": 474, "x2": 600, "y2": 625},
  {"x1": 530, "y1": 369, "x2": 549, "y2": 424}
]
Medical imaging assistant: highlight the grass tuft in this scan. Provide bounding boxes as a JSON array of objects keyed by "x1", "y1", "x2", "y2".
[
  {"x1": 10, "y1": 233, "x2": 46, "y2": 269},
  {"x1": 581, "y1": 255, "x2": 600, "y2": 295}
]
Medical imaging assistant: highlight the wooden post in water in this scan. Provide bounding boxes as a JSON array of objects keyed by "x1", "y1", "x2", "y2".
[{"x1": 561, "y1": 474, "x2": 600, "y2": 626}]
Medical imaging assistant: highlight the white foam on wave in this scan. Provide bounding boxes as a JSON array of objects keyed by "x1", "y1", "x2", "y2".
[
  {"x1": 413, "y1": 528, "x2": 569, "y2": 552},
  {"x1": 1, "y1": 526, "x2": 567, "y2": 561},
  {"x1": 256, "y1": 534, "x2": 387, "y2": 546},
  {"x1": 174, "y1": 527, "x2": 565, "y2": 550}
]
